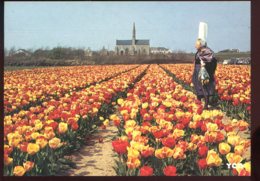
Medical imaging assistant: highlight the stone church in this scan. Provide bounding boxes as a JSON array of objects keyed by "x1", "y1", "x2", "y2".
[{"x1": 115, "y1": 23, "x2": 150, "y2": 55}]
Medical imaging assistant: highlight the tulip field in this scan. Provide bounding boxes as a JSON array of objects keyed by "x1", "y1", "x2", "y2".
[
  {"x1": 4, "y1": 64, "x2": 251, "y2": 176},
  {"x1": 161, "y1": 64, "x2": 251, "y2": 122}
]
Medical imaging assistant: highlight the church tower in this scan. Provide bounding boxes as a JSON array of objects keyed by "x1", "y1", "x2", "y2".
[{"x1": 132, "y1": 22, "x2": 136, "y2": 45}]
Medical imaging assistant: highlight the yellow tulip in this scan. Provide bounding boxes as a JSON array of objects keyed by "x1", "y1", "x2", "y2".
[
  {"x1": 130, "y1": 141, "x2": 146, "y2": 151},
  {"x1": 206, "y1": 122, "x2": 219, "y2": 132},
  {"x1": 27, "y1": 143, "x2": 40, "y2": 155},
  {"x1": 103, "y1": 119, "x2": 109, "y2": 126},
  {"x1": 162, "y1": 101, "x2": 172, "y2": 108},
  {"x1": 31, "y1": 132, "x2": 40, "y2": 140},
  {"x1": 23, "y1": 161, "x2": 34, "y2": 172},
  {"x1": 155, "y1": 147, "x2": 173, "y2": 159},
  {"x1": 125, "y1": 120, "x2": 136, "y2": 127},
  {"x1": 234, "y1": 145, "x2": 245, "y2": 155},
  {"x1": 36, "y1": 137, "x2": 48, "y2": 149},
  {"x1": 227, "y1": 135, "x2": 240, "y2": 146},
  {"x1": 132, "y1": 130, "x2": 141, "y2": 139},
  {"x1": 142, "y1": 102, "x2": 149, "y2": 109},
  {"x1": 226, "y1": 153, "x2": 243, "y2": 164},
  {"x1": 48, "y1": 137, "x2": 62, "y2": 149},
  {"x1": 127, "y1": 157, "x2": 141, "y2": 169},
  {"x1": 173, "y1": 146, "x2": 186, "y2": 159},
  {"x1": 13, "y1": 166, "x2": 26, "y2": 176},
  {"x1": 206, "y1": 149, "x2": 222, "y2": 167},
  {"x1": 187, "y1": 142, "x2": 197, "y2": 151},
  {"x1": 173, "y1": 129, "x2": 185, "y2": 138},
  {"x1": 218, "y1": 142, "x2": 231, "y2": 155},
  {"x1": 4, "y1": 156, "x2": 13, "y2": 166},
  {"x1": 127, "y1": 147, "x2": 140, "y2": 158},
  {"x1": 58, "y1": 122, "x2": 68, "y2": 134},
  {"x1": 117, "y1": 98, "x2": 124, "y2": 105},
  {"x1": 244, "y1": 162, "x2": 251, "y2": 173}
]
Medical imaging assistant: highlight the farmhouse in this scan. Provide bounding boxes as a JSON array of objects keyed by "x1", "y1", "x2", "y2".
[
  {"x1": 150, "y1": 47, "x2": 173, "y2": 55},
  {"x1": 14, "y1": 49, "x2": 32, "y2": 56},
  {"x1": 115, "y1": 23, "x2": 150, "y2": 55}
]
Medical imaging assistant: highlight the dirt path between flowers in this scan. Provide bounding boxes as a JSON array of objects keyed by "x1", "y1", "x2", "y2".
[
  {"x1": 57, "y1": 110, "x2": 250, "y2": 176},
  {"x1": 59, "y1": 122, "x2": 118, "y2": 176}
]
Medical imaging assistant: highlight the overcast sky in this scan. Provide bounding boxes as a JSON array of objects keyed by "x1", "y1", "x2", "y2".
[{"x1": 4, "y1": 1, "x2": 250, "y2": 53}]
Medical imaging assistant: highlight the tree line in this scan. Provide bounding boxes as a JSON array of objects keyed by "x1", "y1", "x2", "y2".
[{"x1": 4, "y1": 46, "x2": 194, "y2": 66}]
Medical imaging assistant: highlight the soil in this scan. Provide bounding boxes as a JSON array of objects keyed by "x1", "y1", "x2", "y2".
[{"x1": 59, "y1": 122, "x2": 119, "y2": 176}]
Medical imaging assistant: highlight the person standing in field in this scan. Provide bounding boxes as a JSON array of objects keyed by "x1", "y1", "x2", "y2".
[{"x1": 192, "y1": 22, "x2": 217, "y2": 110}]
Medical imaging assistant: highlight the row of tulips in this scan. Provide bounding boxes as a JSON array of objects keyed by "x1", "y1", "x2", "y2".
[
  {"x1": 160, "y1": 64, "x2": 251, "y2": 122},
  {"x1": 4, "y1": 65, "x2": 137, "y2": 115},
  {"x1": 4, "y1": 65, "x2": 148, "y2": 176},
  {"x1": 111, "y1": 64, "x2": 250, "y2": 176}
]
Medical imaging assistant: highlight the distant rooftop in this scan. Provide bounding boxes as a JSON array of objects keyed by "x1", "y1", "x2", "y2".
[{"x1": 151, "y1": 47, "x2": 169, "y2": 50}]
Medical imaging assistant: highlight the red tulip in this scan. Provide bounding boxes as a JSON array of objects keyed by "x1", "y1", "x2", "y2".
[
  {"x1": 153, "y1": 130, "x2": 164, "y2": 139},
  {"x1": 48, "y1": 121, "x2": 58, "y2": 130},
  {"x1": 112, "y1": 139, "x2": 129, "y2": 154},
  {"x1": 19, "y1": 142, "x2": 29, "y2": 153},
  {"x1": 197, "y1": 107, "x2": 203, "y2": 115},
  {"x1": 238, "y1": 169, "x2": 250, "y2": 176},
  {"x1": 113, "y1": 119, "x2": 121, "y2": 127},
  {"x1": 200, "y1": 122, "x2": 207, "y2": 132},
  {"x1": 140, "y1": 166, "x2": 153, "y2": 176},
  {"x1": 163, "y1": 165, "x2": 177, "y2": 176},
  {"x1": 232, "y1": 98, "x2": 239, "y2": 106},
  {"x1": 141, "y1": 148, "x2": 154, "y2": 158},
  {"x1": 198, "y1": 145, "x2": 208, "y2": 157},
  {"x1": 197, "y1": 159, "x2": 207, "y2": 169},
  {"x1": 175, "y1": 123, "x2": 185, "y2": 130},
  {"x1": 181, "y1": 117, "x2": 191, "y2": 126},
  {"x1": 162, "y1": 137, "x2": 176, "y2": 148},
  {"x1": 232, "y1": 169, "x2": 238, "y2": 176},
  {"x1": 71, "y1": 122, "x2": 79, "y2": 131},
  {"x1": 216, "y1": 132, "x2": 225, "y2": 142},
  {"x1": 180, "y1": 96, "x2": 188, "y2": 103}
]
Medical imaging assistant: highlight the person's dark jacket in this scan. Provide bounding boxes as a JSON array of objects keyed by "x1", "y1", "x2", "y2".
[{"x1": 195, "y1": 47, "x2": 217, "y2": 81}]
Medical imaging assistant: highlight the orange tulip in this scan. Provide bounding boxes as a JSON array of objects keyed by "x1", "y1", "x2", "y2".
[{"x1": 13, "y1": 166, "x2": 26, "y2": 176}]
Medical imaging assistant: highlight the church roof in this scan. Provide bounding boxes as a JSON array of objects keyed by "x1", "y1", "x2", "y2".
[
  {"x1": 116, "y1": 39, "x2": 150, "y2": 45},
  {"x1": 116, "y1": 40, "x2": 132, "y2": 45},
  {"x1": 136, "y1": 40, "x2": 150, "y2": 45}
]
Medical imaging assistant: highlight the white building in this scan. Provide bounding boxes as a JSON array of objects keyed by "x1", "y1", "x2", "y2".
[{"x1": 150, "y1": 47, "x2": 172, "y2": 55}]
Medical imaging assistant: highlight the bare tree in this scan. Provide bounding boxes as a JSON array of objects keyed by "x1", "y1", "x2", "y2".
[{"x1": 9, "y1": 46, "x2": 16, "y2": 56}]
